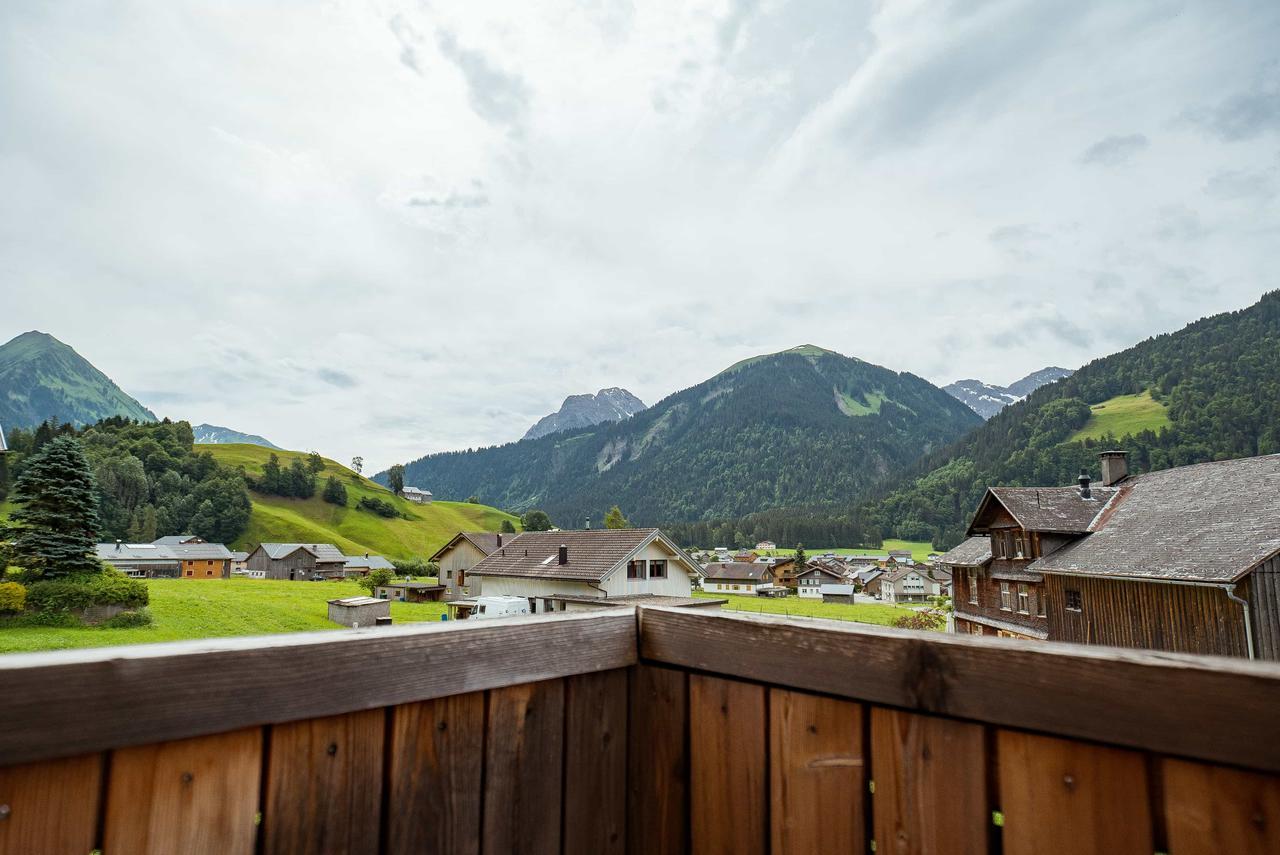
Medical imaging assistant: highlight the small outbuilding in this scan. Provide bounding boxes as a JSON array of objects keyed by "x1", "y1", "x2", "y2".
[
  {"x1": 374, "y1": 581, "x2": 446, "y2": 603},
  {"x1": 327, "y1": 596, "x2": 391, "y2": 628}
]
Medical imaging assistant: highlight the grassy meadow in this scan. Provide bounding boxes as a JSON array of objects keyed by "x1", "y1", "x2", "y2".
[
  {"x1": 201, "y1": 443, "x2": 519, "y2": 559},
  {"x1": 0, "y1": 577, "x2": 447, "y2": 654},
  {"x1": 754, "y1": 539, "x2": 936, "y2": 561},
  {"x1": 1067, "y1": 391, "x2": 1172, "y2": 443},
  {"x1": 694, "y1": 592, "x2": 932, "y2": 627}
]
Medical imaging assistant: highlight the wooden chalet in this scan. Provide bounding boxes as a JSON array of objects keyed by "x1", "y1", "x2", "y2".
[
  {"x1": 430, "y1": 532, "x2": 509, "y2": 600},
  {"x1": 245, "y1": 543, "x2": 347, "y2": 581}
]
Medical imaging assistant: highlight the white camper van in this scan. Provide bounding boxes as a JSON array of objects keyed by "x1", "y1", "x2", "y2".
[{"x1": 469, "y1": 595, "x2": 531, "y2": 620}]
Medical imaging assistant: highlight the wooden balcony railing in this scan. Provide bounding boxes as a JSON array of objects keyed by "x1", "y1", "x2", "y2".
[{"x1": 1, "y1": 606, "x2": 1278, "y2": 854}]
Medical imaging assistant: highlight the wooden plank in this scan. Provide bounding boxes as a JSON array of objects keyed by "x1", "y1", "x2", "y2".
[
  {"x1": 563, "y1": 669, "x2": 627, "y2": 855},
  {"x1": 482, "y1": 679, "x2": 565, "y2": 855},
  {"x1": 261, "y1": 709, "x2": 384, "y2": 855},
  {"x1": 997, "y1": 730, "x2": 1151, "y2": 855},
  {"x1": 387, "y1": 693, "x2": 485, "y2": 855},
  {"x1": 0, "y1": 753, "x2": 102, "y2": 855},
  {"x1": 627, "y1": 664, "x2": 688, "y2": 855},
  {"x1": 0, "y1": 608, "x2": 635, "y2": 766},
  {"x1": 769, "y1": 688, "x2": 864, "y2": 855},
  {"x1": 638, "y1": 606, "x2": 1280, "y2": 773},
  {"x1": 1162, "y1": 758, "x2": 1280, "y2": 854},
  {"x1": 870, "y1": 707, "x2": 988, "y2": 855},
  {"x1": 689, "y1": 674, "x2": 766, "y2": 855},
  {"x1": 103, "y1": 728, "x2": 262, "y2": 855}
]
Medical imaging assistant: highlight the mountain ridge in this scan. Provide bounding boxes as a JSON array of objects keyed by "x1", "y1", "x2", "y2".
[
  {"x1": 944, "y1": 366, "x2": 1073, "y2": 418},
  {"x1": 193, "y1": 423, "x2": 280, "y2": 449},
  {"x1": 522, "y1": 387, "x2": 646, "y2": 440}
]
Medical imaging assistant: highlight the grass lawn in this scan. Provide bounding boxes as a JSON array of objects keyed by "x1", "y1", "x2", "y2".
[
  {"x1": 1068, "y1": 391, "x2": 1172, "y2": 443},
  {"x1": 755, "y1": 539, "x2": 937, "y2": 561},
  {"x1": 201, "y1": 443, "x2": 520, "y2": 560},
  {"x1": 0, "y1": 577, "x2": 447, "y2": 654},
  {"x1": 695, "y1": 592, "x2": 929, "y2": 627}
]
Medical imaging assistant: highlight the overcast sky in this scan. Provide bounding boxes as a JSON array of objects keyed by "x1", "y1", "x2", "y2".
[{"x1": 3, "y1": 1, "x2": 1278, "y2": 471}]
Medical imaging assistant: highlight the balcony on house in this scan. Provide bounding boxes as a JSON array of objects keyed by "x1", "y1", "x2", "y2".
[{"x1": 0, "y1": 607, "x2": 1277, "y2": 854}]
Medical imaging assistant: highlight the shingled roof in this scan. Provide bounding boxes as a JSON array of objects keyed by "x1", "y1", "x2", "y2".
[
  {"x1": 429, "y1": 531, "x2": 508, "y2": 562},
  {"x1": 938, "y1": 536, "x2": 992, "y2": 567},
  {"x1": 969, "y1": 485, "x2": 1117, "y2": 535},
  {"x1": 1031, "y1": 454, "x2": 1280, "y2": 583},
  {"x1": 467, "y1": 529, "x2": 698, "y2": 582}
]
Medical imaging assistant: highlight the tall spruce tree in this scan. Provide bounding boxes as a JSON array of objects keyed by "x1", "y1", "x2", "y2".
[{"x1": 8, "y1": 436, "x2": 103, "y2": 577}]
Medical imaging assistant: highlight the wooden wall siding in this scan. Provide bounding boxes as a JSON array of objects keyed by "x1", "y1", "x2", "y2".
[
  {"x1": 997, "y1": 730, "x2": 1152, "y2": 855},
  {"x1": 954, "y1": 565, "x2": 1048, "y2": 636},
  {"x1": 563, "y1": 670, "x2": 628, "y2": 855},
  {"x1": 103, "y1": 728, "x2": 262, "y2": 855},
  {"x1": 1045, "y1": 575, "x2": 1249, "y2": 657},
  {"x1": 262, "y1": 709, "x2": 384, "y2": 855},
  {"x1": 769, "y1": 689, "x2": 864, "y2": 855},
  {"x1": 482, "y1": 679, "x2": 566, "y2": 855},
  {"x1": 870, "y1": 708, "x2": 988, "y2": 855},
  {"x1": 627, "y1": 664, "x2": 689, "y2": 855},
  {"x1": 0, "y1": 753, "x2": 102, "y2": 855},
  {"x1": 689, "y1": 674, "x2": 768, "y2": 855},
  {"x1": 1251, "y1": 557, "x2": 1280, "y2": 661},
  {"x1": 386, "y1": 693, "x2": 485, "y2": 855},
  {"x1": 1162, "y1": 758, "x2": 1280, "y2": 855}
]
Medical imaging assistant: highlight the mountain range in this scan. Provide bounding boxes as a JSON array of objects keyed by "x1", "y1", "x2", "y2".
[
  {"x1": 944, "y1": 367, "x2": 1073, "y2": 419},
  {"x1": 523, "y1": 387, "x2": 646, "y2": 440},
  {"x1": 193, "y1": 424, "x2": 280, "y2": 449},
  {"x1": 0, "y1": 331, "x2": 155, "y2": 430},
  {"x1": 385, "y1": 345, "x2": 982, "y2": 525}
]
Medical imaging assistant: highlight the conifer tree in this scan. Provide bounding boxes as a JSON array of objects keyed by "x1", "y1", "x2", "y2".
[
  {"x1": 322, "y1": 476, "x2": 348, "y2": 506},
  {"x1": 8, "y1": 436, "x2": 103, "y2": 577},
  {"x1": 604, "y1": 505, "x2": 630, "y2": 529}
]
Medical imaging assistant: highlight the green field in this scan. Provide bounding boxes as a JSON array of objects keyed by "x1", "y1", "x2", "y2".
[
  {"x1": 695, "y1": 592, "x2": 932, "y2": 627},
  {"x1": 0, "y1": 577, "x2": 447, "y2": 653},
  {"x1": 1068, "y1": 391, "x2": 1172, "y2": 443},
  {"x1": 202, "y1": 444, "x2": 519, "y2": 559},
  {"x1": 754, "y1": 539, "x2": 936, "y2": 561}
]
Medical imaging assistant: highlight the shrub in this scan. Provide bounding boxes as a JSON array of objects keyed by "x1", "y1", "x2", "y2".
[
  {"x1": 891, "y1": 609, "x2": 947, "y2": 632},
  {"x1": 0, "y1": 610, "x2": 82, "y2": 628},
  {"x1": 26, "y1": 567, "x2": 149, "y2": 614},
  {"x1": 357, "y1": 496, "x2": 398, "y2": 518},
  {"x1": 0, "y1": 581, "x2": 27, "y2": 614},
  {"x1": 102, "y1": 608, "x2": 154, "y2": 628},
  {"x1": 358, "y1": 568, "x2": 395, "y2": 593}
]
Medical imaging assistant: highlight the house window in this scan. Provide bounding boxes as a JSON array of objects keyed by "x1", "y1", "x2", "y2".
[
  {"x1": 446, "y1": 570, "x2": 453, "y2": 580},
  {"x1": 1065, "y1": 589, "x2": 1083, "y2": 612},
  {"x1": 1036, "y1": 589, "x2": 1046, "y2": 618},
  {"x1": 968, "y1": 572, "x2": 978, "y2": 604},
  {"x1": 999, "y1": 582, "x2": 1012, "y2": 611},
  {"x1": 627, "y1": 560, "x2": 644, "y2": 579},
  {"x1": 650, "y1": 560, "x2": 667, "y2": 579},
  {"x1": 1017, "y1": 584, "x2": 1030, "y2": 614},
  {"x1": 1013, "y1": 532, "x2": 1026, "y2": 559}
]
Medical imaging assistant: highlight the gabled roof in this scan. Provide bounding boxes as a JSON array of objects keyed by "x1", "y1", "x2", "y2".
[
  {"x1": 402, "y1": 486, "x2": 432, "y2": 496},
  {"x1": 230, "y1": 551, "x2": 249, "y2": 562},
  {"x1": 468, "y1": 529, "x2": 700, "y2": 582},
  {"x1": 938, "y1": 536, "x2": 992, "y2": 568},
  {"x1": 799, "y1": 565, "x2": 843, "y2": 580},
  {"x1": 152, "y1": 535, "x2": 203, "y2": 546},
  {"x1": 256, "y1": 543, "x2": 347, "y2": 563},
  {"x1": 343, "y1": 555, "x2": 396, "y2": 571},
  {"x1": 96, "y1": 543, "x2": 181, "y2": 563},
  {"x1": 167, "y1": 543, "x2": 233, "y2": 560},
  {"x1": 968, "y1": 485, "x2": 1116, "y2": 535},
  {"x1": 429, "y1": 531, "x2": 509, "y2": 562},
  {"x1": 703, "y1": 562, "x2": 771, "y2": 582},
  {"x1": 1031, "y1": 454, "x2": 1280, "y2": 583}
]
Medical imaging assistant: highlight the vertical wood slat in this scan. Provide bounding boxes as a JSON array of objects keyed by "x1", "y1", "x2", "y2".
[
  {"x1": 563, "y1": 669, "x2": 628, "y2": 855},
  {"x1": 871, "y1": 707, "x2": 989, "y2": 855},
  {"x1": 769, "y1": 689, "x2": 864, "y2": 855},
  {"x1": 1162, "y1": 758, "x2": 1280, "y2": 854},
  {"x1": 0, "y1": 753, "x2": 103, "y2": 855},
  {"x1": 627, "y1": 664, "x2": 689, "y2": 855},
  {"x1": 261, "y1": 709, "x2": 384, "y2": 855},
  {"x1": 103, "y1": 728, "x2": 262, "y2": 855},
  {"x1": 997, "y1": 730, "x2": 1151, "y2": 855},
  {"x1": 689, "y1": 674, "x2": 767, "y2": 855},
  {"x1": 387, "y1": 692, "x2": 485, "y2": 855},
  {"x1": 482, "y1": 679, "x2": 565, "y2": 855}
]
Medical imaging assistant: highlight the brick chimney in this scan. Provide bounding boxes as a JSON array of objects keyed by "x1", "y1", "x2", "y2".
[
  {"x1": 558, "y1": 544, "x2": 568, "y2": 565},
  {"x1": 1100, "y1": 450, "x2": 1129, "y2": 487}
]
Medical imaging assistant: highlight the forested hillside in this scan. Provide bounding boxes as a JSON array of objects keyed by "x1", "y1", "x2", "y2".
[
  {"x1": 865, "y1": 291, "x2": 1280, "y2": 548},
  {"x1": 387, "y1": 345, "x2": 981, "y2": 525}
]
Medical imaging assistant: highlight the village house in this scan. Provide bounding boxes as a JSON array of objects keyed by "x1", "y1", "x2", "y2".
[
  {"x1": 755, "y1": 540, "x2": 776, "y2": 551},
  {"x1": 430, "y1": 531, "x2": 509, "y2": 600},
  {"x1": 702, "y1": 561, "x2": 775, "y2": 594},
  {"x1": 341, "y1": 553, "x2": 396, "y2": 578},
  {"x1": 229, "y1": 551, "x2": 249, "y2": 575},
  {"x1": 244, "y1": 542, "x2": 347, "y2": 581},
  {"x1": 374, "y1": 581, "x2": 446, "y2": 603},
  {"x1": 796, "y1": 564, "x2": 843, "y2": 599},
  {"x1": 400, "y1": 486, "x2": 433, "y2": 504},
  {"x1": 758, "y1": 555, "x2": 798, "y2": 589},
  {"x1": 449, "y1": 528, "x2": 707, "y2": 619},
  {"x1": 96, "y1": 539, "x2": 233, "y2": 579},
  {"x1": 880, "y1": 565, "x2": 951, "y2": 604}
]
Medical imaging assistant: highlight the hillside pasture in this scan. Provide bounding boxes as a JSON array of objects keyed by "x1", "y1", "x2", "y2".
[{"x1": 1067, "y1": 391, "x2": 1172, "y2": 443}]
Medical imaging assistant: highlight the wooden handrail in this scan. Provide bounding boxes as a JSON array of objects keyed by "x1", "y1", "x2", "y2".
[
  {"x1": 637, "y1": 605, "x2": 1280, "y2": 774},
  {"x1": 0, "y1": 608, "x2": 637, "y2": 767}
]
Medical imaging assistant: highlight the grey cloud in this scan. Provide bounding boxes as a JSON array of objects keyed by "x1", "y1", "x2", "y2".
[
  {"x1": 1182, "y1": 86, "x2": 1280, "y2": 141},
  {"x1": 389, "y1": 15, "x2": 426, "y2": 76},
  {"x1": 989, "y1": 224, "x2": 1049, "y2": 260},
  {"x1": 435, "y1": 30, "x2": 531, "y2": 133},
  {"x1": 317, "y1": 368, "x2": 358, "y2": 389},
  {"x1": 1154, "y1": 206, "x2": 1209, "y2": 243},
  {"x1": 1204, "y1": 169, "x2": 1276, "y2": 201},
  {"x1": 408, "y1": 190, "x2": 490, "y2": 209},
  {"x1": 1080, "y1": 133, "x2": 1149, "y2": 167}
]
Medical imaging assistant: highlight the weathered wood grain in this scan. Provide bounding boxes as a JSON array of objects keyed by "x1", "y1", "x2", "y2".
[
  {"x1": 639, "y1": 606, "x2": 1280, "y2": 773},
  {"x1": 870, "y1": 707, "x2": 988, "y2": 855},
  {"x1": 997, "y1": 730, "x2": 1151, "y2": 855},
  {"x1": 689, "y1": 674, "x2": 767, "y2": 855},
  {"x1": 261, "y1": 709, "x2": 384, "y2": 855},
  {"x1": 769, "y1": 688, "x2": 864, "y2": 855},
  {"x1": 387, "y1": 693, "x2": 485, "y2": 855},
  {"x1": 1162, "y1": 758, "x2": 1280, "y2": 854},
  {"x1": 103, "y1": 728, "x2": 262, "y2": 855},
  {"x1": 627, "y1": 664, "x2": 689, "y2": 855},
  {"x1": 482, "y1": 679, "x2": 566, "y2": 855},
  {"x1": 0, "y1": 753, "x2": 102, "y2": 855},
  {"x1": 563, "y1": 669, "x2": 628, "y2": 855},
  {"x1": 0, "y1": 608, "x2": 635, "y2": 767}
]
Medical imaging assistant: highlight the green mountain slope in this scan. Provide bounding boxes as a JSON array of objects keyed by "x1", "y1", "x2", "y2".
[
  {"x1": 387, "y1": 345, "x2": 982, "y2": 525},
  {"x1": 0, "y1": 331, "x2": 155, "y2": 430},
  {"x1": 868, "y1": 290, "x2": 1280, "y2": 548},
  {"x1": 203, "y1": 444, "x2": 519, "y2": 559}
]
